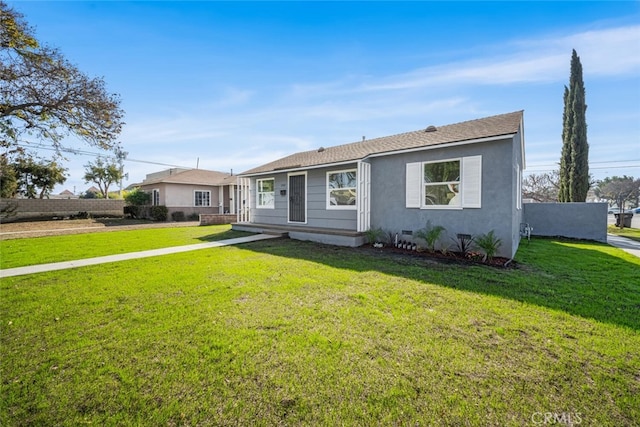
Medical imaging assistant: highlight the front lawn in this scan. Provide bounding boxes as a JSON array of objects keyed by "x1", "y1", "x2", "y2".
[
  {"x1": 0, "y1": 224, "x2": 249, "y2": 269},
  {"x1": 1, "y1": 236, "x2": 638, "y2": 425}
]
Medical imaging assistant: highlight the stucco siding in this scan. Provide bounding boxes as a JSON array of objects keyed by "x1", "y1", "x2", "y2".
[
  {"x1": 138, "y1": 183, "x2": 224, "y2": 216},
  {"x1": 370, "y1": 137, "x2": 518, "y2": 257},
  {"x1": 162, "y1": 184, "x2": 220, "y2": 208},
  {"x1": 523, "y1": 202, "x2": 607, "y2": 242}
]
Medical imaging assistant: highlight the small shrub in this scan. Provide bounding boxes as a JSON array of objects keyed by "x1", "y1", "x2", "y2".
[
  {"x1": 1, "y1": 202, "x2": 18, "y2": 220},
  {"x1": 171, "y1": 211, "x2": 186, "y2": 222},
  {"x1": 415, "y1": 221, "x2": 446, "y2": 252},
  {"x1": 452, "y1": 233, "x2": 475, "y2": 256},
  {"x1": 187, "y1": 213, "x2": 200, "y2": 221},
  {"x1": 475, "y1": 230, "x2": 502, "y2": 262},
  {"x1": 384, "y1": 230, "x2": 396, "y2": 245},
  {"x1": 124, "y1": 205, "x2": 141, "y2": 219},
  {"x1": 364, "y1": 227, "x2": 386, "y2": 245},
  {"x1": 150, "y1": 205, "x2": 168, "y2": 222},
  {"x1": 124, "y1": 188, "x2": 151, "y2": 206},
  {"x1": 74, "y1": 211, "x2": 91, "y2": 219}
]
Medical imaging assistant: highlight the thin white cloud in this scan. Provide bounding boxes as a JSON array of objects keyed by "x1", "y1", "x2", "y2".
[
  {"x1": 74, "y1": 23, "x2": 639, "y2": 189},
  {"x1": 294, "y1": 24, "x2": 640, "y2": 95}
]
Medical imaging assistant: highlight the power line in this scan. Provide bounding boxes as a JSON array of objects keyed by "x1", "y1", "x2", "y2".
[
  {"x1": 526, "y1": 165, "x2": 640, "y2": 172},
  {"x1": 527, "y1": 159, "x2": 640, "y2": 168},
  {"x1": 11, "y1": 142, "x2": 191, "y2": 169}
]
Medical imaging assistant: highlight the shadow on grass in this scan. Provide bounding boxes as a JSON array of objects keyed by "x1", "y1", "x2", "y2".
[
  {"x1": 242, "y1": 236, "x2": 640, "y2": 331},
  {"x1": 94, "y1": 218, "x2": 199, "y2": 227},
  {"x1": 197, "y1": 229, "x2": 254, "y2": 242}
]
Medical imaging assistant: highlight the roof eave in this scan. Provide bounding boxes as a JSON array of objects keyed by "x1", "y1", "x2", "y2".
[
  {"x1": 238, "y1": 158, "x2": 363, "y2": 177},
  {"x1": 239, "y1": 133, "x2": 517, "y2": 177}
]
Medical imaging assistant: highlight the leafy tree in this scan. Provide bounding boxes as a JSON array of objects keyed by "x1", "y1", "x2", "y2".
[
  {"x1": 17, "y1": 158, "x2": 67, "y2": 199},
  {"x1": 522, "y1": 171, "x2": 559, "y2": 202},
  {"x1": 594, "y1": 176, "x2": 640, "y2": 222},
  {"x1": 83, "y1": 157, "x2": 122, "y2": 199},
  {"x1": 0, "y1": 1, "x2": 124, "y2": 155},
  {"x1": 124, "y1": 187, "x2": 151, "y2": 206},
  {"x1": 15, "y1": 157, "x2": 67, "y2": 198},
  {"x1": 558, "y1": 50, "x2": 589, "y2": 202},
  {"x1": 0, "y1": 153, "x2": 18, "y2": 197},
  {"x1": 80, "y1": 189, "x2": 99, "y2": 199}
]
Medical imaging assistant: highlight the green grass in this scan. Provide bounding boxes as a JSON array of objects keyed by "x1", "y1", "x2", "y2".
[
  {"x1": 0, "y1": 224, "x2": 249, "y2": 269},
  {"x1": 1, "y1": 235, "x2": 639, "y2": 425},
  {"x1": 608, "y1": 224, "x2": 640, "y2": 242}
]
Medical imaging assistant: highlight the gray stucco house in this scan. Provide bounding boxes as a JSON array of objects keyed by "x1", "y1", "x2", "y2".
[{"x1": 232, "y1": 111, "x2": 525, "y2": 258}]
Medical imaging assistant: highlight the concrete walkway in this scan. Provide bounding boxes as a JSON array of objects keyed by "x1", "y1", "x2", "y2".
[
  {"x1": 607, "y1": 234, "x2": 640, "y2": 258},
  {"x1": 1, "y1": 234, "x2": 280, "y2": 278}
]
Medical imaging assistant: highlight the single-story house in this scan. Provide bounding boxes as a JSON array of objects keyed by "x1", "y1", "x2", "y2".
[
  {"x1": 232, "y1": 111, "x2": 525, "y2": 258},
  {"x1": 139, "y1": 168, "x2": 238, "y2": 218}
]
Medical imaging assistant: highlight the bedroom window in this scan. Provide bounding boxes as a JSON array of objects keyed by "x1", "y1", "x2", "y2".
[
  {"x1": 194, "y1": 190, "x2": 211, "y2": 207},
  {"x1": 327, "y1": 169, "x2": 357, "y2": 209},
  {"x1": 257, "y1": 178, "x2": 275, "y2": 209},
  {"x1": 424, "y1": 159, "x2": 461, "y2": 207},
  {"x1": 406, "y1": 156, "x2": 482, "y2": 209}
]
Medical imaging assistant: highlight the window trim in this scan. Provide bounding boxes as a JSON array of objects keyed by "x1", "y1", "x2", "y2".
[
  {"x1": 256, "y1": 177, "x2": 275, "y2": 209},
  {"x1": 326, "y1": 168, "x2": 357, "y2": 210},
  {"x1": 193, "y1": 190, "x2": 211, "y2": 207},
  {"x1": 405, "y1": 155, "x2": 482, "y2": 210},
  {"x1": 422, "y1": 158, "x2": 462, "y2": 209},
  {"x1": 152, "y1": 189, "x2": 160, "y2": 206}
]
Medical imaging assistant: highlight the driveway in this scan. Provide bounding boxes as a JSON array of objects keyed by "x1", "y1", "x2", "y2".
[{"x1": 607, "y1": 234, "x2": 640, "y2": 258}]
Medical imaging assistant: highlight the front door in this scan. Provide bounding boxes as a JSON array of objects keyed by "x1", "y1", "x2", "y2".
[{"x1": 288, "y1": 173, "x2": 306, "y2": 223}]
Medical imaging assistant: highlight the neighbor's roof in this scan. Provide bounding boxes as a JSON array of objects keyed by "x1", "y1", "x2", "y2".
[
  {"x1": 141, "y1": 169, "x2": 233, "y2": 186},
  {"x1": 240, "y1": 111, "x2": 523, "y2": 176}
]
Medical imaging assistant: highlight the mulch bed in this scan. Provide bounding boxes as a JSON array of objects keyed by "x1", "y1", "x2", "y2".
[{"x1": 362, "y1": 244, "x2": 515, "y2": 269}]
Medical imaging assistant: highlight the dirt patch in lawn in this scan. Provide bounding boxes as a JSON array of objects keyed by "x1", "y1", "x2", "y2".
[{"x1": 0, "y1": 218, "x2": 200, "y2": 240}]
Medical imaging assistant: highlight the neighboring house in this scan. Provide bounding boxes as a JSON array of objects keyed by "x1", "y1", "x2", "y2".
[
  {"x1": 233, "y1": 111, "x2": 526, "y2": 258},
  {"x1": 57, "y1": 189, "x2": 77, "y2": 199},
  {"x1": 139, "y1": 168, "x2": 238, "y2": 218}
]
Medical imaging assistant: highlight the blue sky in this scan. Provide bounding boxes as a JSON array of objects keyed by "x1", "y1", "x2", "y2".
[{"x1": 8, "y1": 1, "x2": 640, "y2": 194}]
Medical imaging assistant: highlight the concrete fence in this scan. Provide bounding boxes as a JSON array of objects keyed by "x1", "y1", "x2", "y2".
[
  {"x1": 1, "y1": 198, "x2": 125, "y2": 222},
  {"x1": 523, "y1": 202, "x2": 608, "y2": 242}
]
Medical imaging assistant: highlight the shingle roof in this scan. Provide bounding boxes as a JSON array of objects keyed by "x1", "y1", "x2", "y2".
[
  {"x1": 240, "y1": 111, "x2": 523, "y2": 176},
  {"x1": 141, "y1": 169, "x2": 233, "y2": 186}
]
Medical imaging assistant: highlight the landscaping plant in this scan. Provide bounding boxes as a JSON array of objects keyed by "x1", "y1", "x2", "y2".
[
  {"x1": 452, "y1": 233, "x2": 475, "y2": 256},
  {"x1": 415, "y1": 221, "x2": 446, "y2": 252},
  {"x1": 364, "y1": 227, "x2": 386, "y2": 245},
  {"x1": 475, "y1": 229, "x2": 503, "y2": 262}
]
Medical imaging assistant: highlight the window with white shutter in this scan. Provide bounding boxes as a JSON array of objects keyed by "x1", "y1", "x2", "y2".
[
  {"x1": 461, "y1": 156, "x2": 482, "y2": 208},
  {"x1": 405, "y1": 155, "x2": 482, "y2": 209},
  {"x1": 406, "y1": 162, "x2": 421, "y2": 208}
]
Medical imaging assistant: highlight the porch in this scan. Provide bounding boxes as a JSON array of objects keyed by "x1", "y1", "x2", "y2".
[{"x1": 231, "y1": 222, "x2": 367, "y2": 247}]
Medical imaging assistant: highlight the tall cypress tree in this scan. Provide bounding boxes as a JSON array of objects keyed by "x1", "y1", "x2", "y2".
[
  {"x1": 559, "y1": 49, "x2": 589, "y2": 202},
  {"x1": 558, "y1": 86, "x2": 572, "y2": 201}
]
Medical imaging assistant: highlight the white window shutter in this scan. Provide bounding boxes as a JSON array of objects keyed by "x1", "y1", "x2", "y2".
[
  {"x1": 462, "y1": 156, "x2": 482, "y2": 208},
  {"x1": 406, "y1": 162, "x2": 421, "y2": 208},
  {"x1": 357, "y1": 162, "x2": 371, "y2": 232}
]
